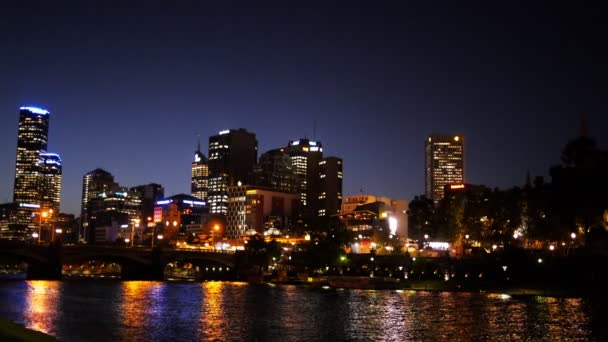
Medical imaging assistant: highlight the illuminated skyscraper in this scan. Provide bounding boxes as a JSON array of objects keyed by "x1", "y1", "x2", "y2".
[
  {"x1": 317, "y1": 157, "x2": 343, "y2": 218},
  {"x1": 13, "y1": 106, "x2": 50, "y2": 206},
  {"x1": 284, "y1": 138, "x2": 323, "y2": 221},
  {"x1": 81, "y1": 168, "x2": 117, "y2": 240},
  {"x1": 191, "y1": 141, "x2": 209, "y2": 201},
  {"x1": 425, "y1": 135, "x2": 465, "y2": 204},
  {"x1": 10, "y1": 106, "x2": 62, "y2": 238},
  {"x1": 208, "y1": 129, "x2": 258, "y2": 214},
  {"x1": 38, "y1": 153, "x2": 62, "y2": 213}
]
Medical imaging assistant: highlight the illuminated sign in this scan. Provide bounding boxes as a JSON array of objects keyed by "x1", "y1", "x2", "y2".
[
  {"x1": 219, "y1": 130, "x2": 230, "y2": 135},
  {"x1": 246, "y1": 190, "x2": 257, "y2": 195},
  {"x1": 291, "y1": 141, "x2": 300, "y2": 146},
  {"x1": 182, "y1": 200, "x2": 205, "y2": 206},
  {"x1": 154, "y1": 207, "x2": 163, "y2": 222},
  {"x1": 310, "y1": 146, "x2": 319, "y2": 152},
  {"x1": 194, "y1": 154, "x2": 201, "y2": 162},
  {"x1": 389, "y1": 217, "x2": 397, "y2": 235},
  {"x1": 20, "y1": 106, "x2": 49, "y2": 115},
  {"x1": 429, "y1": 242, "x2": 450, "y2": 250},
  {"x1": 156, "y1": 200, "x2": 172, "y2": 205},
  {"x1": 115, "y1": 192, "x2": 127, "y2": 197},
  {"x1": 450, "y1": 184, "x2": 465, "y2": 189},
  {"x1": 19, "y1": 203, "x2": 40, "y2": 208}
]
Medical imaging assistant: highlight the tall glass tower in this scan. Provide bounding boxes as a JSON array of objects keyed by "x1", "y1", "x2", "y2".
[
  {"x1": 39, "y1": 153, "x2": 62, "y2": 213},
  {"x1": 13, "y1": 106, "x2": 50, "y2": 206},
  {"x1": 11, "y1": 106, "x2": 62, "y2": 239},
  {"x1": 425, "y1": 135, "x2": 465, "y2": 204},
  {"x1": 208, "y1": 129, "x2": 258, "y2": 214},
  {"x1": 191, "y1": 141, "x2": 209, "y2": 201}
]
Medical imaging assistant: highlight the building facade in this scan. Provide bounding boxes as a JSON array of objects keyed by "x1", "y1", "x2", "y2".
[
  {"x1": 191, "y1": 143, "x2": 209, "y2": 201},
  {"x1": 284, "y1": 138, "x2": 323, "y2": 221},
  {"x1": 85, "y1": 188, "x2": 142, "y2": 243},
  {"x1": 255, "y1": 148, "x2": 296, "y2": 193},
  {"x1": 131, "y1": 183, "x2": 165, "y2": 225},
  {"x1": 9, "y1": 106, "x2": 62, "y2": 239},
  {"x1": 425, "y1": 135, "x2": 464, "y2": 204},
  {"x1": 154, "y1": 194, "x2": 208, "y2": 241},
  {"x1": 208, "y1": 129, "x2": 258, "y2": 215},
  {"x1": 317, "y1": 157, "x2": 343, "y2": 218},
  {"x1": 13, "y1": 107, "x2": 50, "y2": 207},
  {"x1": 81, "y1": 168, "x2": 117, "y2": 241},
  {"x1": 341, "y1": 194, "x2": 408, "y2": 237},
  {"x1": 38, "y1": 153, "x2": 62, "y2": 213},
  {"x1": 226, "y1": 185, "x2": 299, "y2": 240}
]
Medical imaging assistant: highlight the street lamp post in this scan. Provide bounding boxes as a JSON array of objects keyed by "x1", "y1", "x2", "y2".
[{"x1": 213, "y1": 224, "x2": 220, "y2": 251}]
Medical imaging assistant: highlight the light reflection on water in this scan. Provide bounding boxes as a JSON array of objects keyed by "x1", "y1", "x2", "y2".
[{"x1": 0, "y1": 281, "x2": 601, "y2": 341}]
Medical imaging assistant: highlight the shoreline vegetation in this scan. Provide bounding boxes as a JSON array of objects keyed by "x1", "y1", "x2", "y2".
[{"x1": 0, "y1": 318, "x2": 55, "y2": 342}]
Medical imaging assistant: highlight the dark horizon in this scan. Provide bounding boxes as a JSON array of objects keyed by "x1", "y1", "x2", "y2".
[{"x1": 1, "y1": 2, "x2": 607, "y2": 216}]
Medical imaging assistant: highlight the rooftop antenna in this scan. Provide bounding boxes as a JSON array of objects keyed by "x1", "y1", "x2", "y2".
[{"x1": 196, "y1": 133, "x2": 201, "y2": 151}]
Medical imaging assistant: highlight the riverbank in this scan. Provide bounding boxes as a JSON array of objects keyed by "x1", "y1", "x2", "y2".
[{"x1": 0, "y1": 318, "x2": 55, "y2": 341}]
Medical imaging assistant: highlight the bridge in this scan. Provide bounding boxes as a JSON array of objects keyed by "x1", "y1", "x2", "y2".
[{"x1": 0, "y1": 241, "x2": 239, "y2": 280}]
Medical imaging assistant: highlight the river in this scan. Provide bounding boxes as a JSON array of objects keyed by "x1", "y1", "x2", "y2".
[{"x1": 0, "y1": 280, "x2": 604, "y2": 341}]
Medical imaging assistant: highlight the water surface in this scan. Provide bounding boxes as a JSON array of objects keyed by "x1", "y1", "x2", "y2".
[{"x1": 0, "y1": 281, "x2": 602, "y2": 341}]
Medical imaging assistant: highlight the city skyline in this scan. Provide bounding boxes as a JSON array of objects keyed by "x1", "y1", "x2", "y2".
[{"x1": 1, "y1": 2, "x2": 607, "y2": 216}]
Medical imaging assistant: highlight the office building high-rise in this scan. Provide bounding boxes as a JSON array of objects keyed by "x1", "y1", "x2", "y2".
[
  {"x1": 317, "y1": 157, "x2": 343, "y2": 218},
  {"x1": 81, "y1": 168, "x2": 117, "y2": 240},
  {"x1": 13, "y1": 106, "x2": 50, "y2": 207},
  {"x1": 10, "y1": 106, "x2": 62, "y2": 238},
  {"x1": 38, "y1": 153, "x2": 62, "y2": 213},
  {"x1": 284, "y1": 138, "x2": 323, "y2": 221},
  {"x1": 425, "y1": 135, "x2": 464, "y2": 204},
  {"x1": 208, "y1": 129, "x2": 258, "y2": 214},
  {"x1": 131, "y1": 183, "x2": 164, "y2": 225},
  {"x1": 191, "y1": 141, "x2": 209, "y2": 201},
  {"x1": 255, "y1": 148, "x2": 296, "y2": 193}
]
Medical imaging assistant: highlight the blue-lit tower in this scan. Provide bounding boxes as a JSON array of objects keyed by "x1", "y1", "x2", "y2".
[
  {"x1": 13, "y1": 106, "x2": 50, "y2": 206},
  {"x1": 10, "y1": 106, "x2": 62, "y2": 240}
]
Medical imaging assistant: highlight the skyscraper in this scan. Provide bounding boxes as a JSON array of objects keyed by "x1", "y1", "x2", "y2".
[
  {"x1": 284, "y1": 138, "x2": 323, "y2": 221},
  {"x1": 38, "y1": 153, "x2": 62, "y2": 213},
  {"x1": 13, "y1": 106, "x2": 50, "y2": 206},
  {"x1": 208, "y1": 129, "x2": 258, "y2": 214},
  {"x1": 11, "y1": 106, "x2": 62, "y2": 238},
  {"x1": 255, "y1": 148, "x2": 296, "y2": 193},
  {"x1": 425, "y1": 135, "x2": 465, "y2": 204},
  {"x1": 131, "y1": 183, "x2": 164, "y2": 224},
  {"x1": 318, "y1": 157, "x2": 343, "y2": 218},
  {"x1": 81, "y1": 168, "x2": 117, "y2": 239},
  {"x1": 191, "y1": 141, "x2": 209, "y2": 201}
]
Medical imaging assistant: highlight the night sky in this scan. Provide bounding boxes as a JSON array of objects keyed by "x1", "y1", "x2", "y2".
[{"x1": 1, "y1": 2, "x2": 606, "y2": 216}]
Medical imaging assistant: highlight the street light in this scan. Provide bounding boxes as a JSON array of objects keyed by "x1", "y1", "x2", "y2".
[
  {"x1": 570, "y1": 232, "x2": 576, "y2": 240},
  {"x1": 212, "y1": 224, "x2": 220, "y2": 250},
  {"x1": 157, "y1": 234, "x2": 163, "y2": 240}
]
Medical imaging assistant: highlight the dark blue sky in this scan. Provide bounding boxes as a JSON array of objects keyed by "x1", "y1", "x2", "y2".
[{"x1": 1, "y1": 2, "x2": 606, "y2": 215}]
